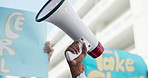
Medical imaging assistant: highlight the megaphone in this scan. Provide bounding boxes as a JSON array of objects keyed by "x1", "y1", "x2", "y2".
[{"x1": 36, "y1": 0, "x2": 104, "y2": 61}]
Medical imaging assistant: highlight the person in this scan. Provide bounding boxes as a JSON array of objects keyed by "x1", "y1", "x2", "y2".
[{"x1": 44, "y1": 41, "x2": 87, "y2": 78}]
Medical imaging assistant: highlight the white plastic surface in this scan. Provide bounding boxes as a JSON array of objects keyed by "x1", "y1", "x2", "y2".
[
  {"x1": 66, "y1": 51, "x2": 82, "y2": 62},
  {"x1": 36, "y1": 0, "x2": 100, "y2": 60},
  {"x1": 37, "y1": 0, "x2": 99, "y2": 52}
]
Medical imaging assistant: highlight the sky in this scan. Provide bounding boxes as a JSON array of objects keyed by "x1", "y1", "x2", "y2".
[{"x1": 0, "y1": 0, "x2": 77, "y2": 12}]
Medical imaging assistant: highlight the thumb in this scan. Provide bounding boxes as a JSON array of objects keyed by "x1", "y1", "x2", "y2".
[
  {"x1": 76, "y1": 43, "x2": 87, "y2": 62},
  {"x1": 81, "y1": 43, "x2": 87, "y2": 56}
]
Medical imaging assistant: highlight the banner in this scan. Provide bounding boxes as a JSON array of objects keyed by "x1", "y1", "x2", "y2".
[
  {"x1": 0, "y1": 7, "x2": 48, "y2": 77},
  {"x1": 83, "y1": 49, "x2": 147, "y2": 78}
]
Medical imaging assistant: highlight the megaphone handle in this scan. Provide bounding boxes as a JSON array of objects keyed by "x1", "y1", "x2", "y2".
[
  {"x1": 66, "y1": 42, "x2": 83, "y2": 62},
  {"x1": 66, "y1": 37, "x2": 91, "y2": 62},
  {"x1": 66, "y1": 51, "x2": 82, "y2": 62}
]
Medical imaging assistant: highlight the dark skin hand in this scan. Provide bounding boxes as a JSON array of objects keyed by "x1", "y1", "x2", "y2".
[{"x1": 65, "y1": 41, "x2": 87, "y2": 78}]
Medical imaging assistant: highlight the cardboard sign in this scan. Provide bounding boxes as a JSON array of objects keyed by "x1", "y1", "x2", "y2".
[
  {"x1": 83, "y1": 49, "x2": 147, "y2": 78},
  {"x1": 0, "y1": 7, "x2": 48, "y2": 77}
]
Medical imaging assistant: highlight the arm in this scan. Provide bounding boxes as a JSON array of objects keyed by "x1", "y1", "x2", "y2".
[{"x1": 65, "y1": 41, "x2": 87, "y2": 78}]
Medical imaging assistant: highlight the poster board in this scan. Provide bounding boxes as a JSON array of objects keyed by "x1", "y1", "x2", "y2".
[{"x1": 0, "y1": 7, "x2": 48, "y2": 77}]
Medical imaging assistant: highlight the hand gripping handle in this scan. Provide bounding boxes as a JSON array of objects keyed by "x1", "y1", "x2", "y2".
[{"x1": 66, "y1": 37, "x2": 91, "y2": 62}]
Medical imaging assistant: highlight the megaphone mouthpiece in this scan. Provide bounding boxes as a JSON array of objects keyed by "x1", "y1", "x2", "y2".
[{"x1": 36, "y1": 0, "x2": 65, "y2": 22}]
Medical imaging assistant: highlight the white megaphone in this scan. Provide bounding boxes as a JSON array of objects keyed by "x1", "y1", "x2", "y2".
[{"x1": 36, "y1": 0, "x2": 104, "y2": 61}]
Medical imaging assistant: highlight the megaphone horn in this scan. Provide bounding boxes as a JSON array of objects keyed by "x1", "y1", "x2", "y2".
[{"x1": 36, "y1": 0, "x2": 104, "y2": 61}]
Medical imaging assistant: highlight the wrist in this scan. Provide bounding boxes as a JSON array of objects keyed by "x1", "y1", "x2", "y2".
[{"x1": 70, "y1": 66, "x2": 81, "y2": 78}]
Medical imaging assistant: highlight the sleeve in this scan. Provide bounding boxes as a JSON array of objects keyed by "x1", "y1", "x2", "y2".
[{"x1": 77, "y1": 72, "x2": 87, "y2": 78}]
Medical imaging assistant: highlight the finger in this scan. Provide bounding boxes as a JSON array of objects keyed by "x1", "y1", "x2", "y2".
[
  {"x1": 75, "y1": 42, "x2": 80, "y2": 53},
  {"x1": 48, "y1": 41, "x2": 53, "y2": 48},
  {"x1": 47, "y1": 44, "x2": 52, "y2": 50},
  {"x1": 65, "y1": 41, "x2": 80, "y2": 57},
  {"x1": 72, "y1": 41, "x2": 79, "y2": 44},
  {"x1": 46, "y1": 41, "x2": 53, "y2": 49},
  {"x1": 44, "y1": 41, "x2": 50, "y2": 52},
  {"x1": 69, "y1": 41, "x2": 80, "y2": 54},
  {"x1": 44, "y1": 47, "x2": 50, "y2": 53},
  {"x1": 66, "y1": 47, "x2": 77, "y2": 54},
  {"x1": 79, "y1": 63, "x2": 84, "y2": 73},
  {"x1": 45, "y1": 41, "x2": 50, "y2": 45},
  {"x1": 71, "y1": 44, "x2": 80, "y2": 54},
  {"x1": 50, "y1": 48, "x2": 54, "y2": 52},
  {"x1": 49, "y1": 51, "x2": 53, "y2": 57},
  {"x1": 44, "y1": 46, "x2": 48, "y2": 53},
  {"x1": 81, "y1": 43, "x2": 87, "y2": 56},
  {"x1": 82, "y1": 63, "x2": 85, "y2": 71},
  {"x1": 72, "y1": 41, "x2": 80, "y2": 53},
  {"x1": 44, "y1": 45, "x2": 54, "y2": 53}
]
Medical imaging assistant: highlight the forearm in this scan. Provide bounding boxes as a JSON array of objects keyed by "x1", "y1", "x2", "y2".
[
  {"x1": 70, "y1": 67, "x2": 87, "y2": 78},
  {"x1": 70, "y1": 66, "x2": 80, "y2": 78}
]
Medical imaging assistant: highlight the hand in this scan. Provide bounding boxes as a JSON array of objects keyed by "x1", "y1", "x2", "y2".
[
  {"x1": 44, "y1": 41, "x2": 54, "y2": 61},
  {"x1": 65, "y1": 41, "x2": 87, "y2": 78}
]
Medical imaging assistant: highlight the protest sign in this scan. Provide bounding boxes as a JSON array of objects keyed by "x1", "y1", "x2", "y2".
[
  {"x1": 83, "y1": 49, "x2": 147, "y2": 78},
  {"x1": 0, "y1": 7, "x2": 48, "y2": 77}
]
